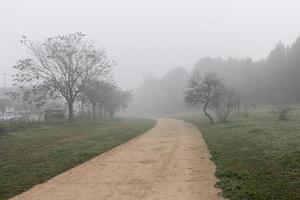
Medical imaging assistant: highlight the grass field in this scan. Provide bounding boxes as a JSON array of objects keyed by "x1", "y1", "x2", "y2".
[
  {"x1": 183, "y1": 109, "x2": 300, "y2": 200},
  {"x1": 0, "y1": 118, "x2": 155, "y2": 200}
]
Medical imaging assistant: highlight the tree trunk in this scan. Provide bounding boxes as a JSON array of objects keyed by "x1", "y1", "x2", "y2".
[
  {"x1": 80, "y1": 99, "x2": 85, "y2": 117},
  {"x1": 67, "y1": 100, "x2": 74, "y2": 122},
  {"x1": 99, "y1": 104, "x2": 103, "y2": 119},
  {"x1": 92, "y1": 103, "x2": 96, "y2": 120},
  {"x1": 203, "y1": 102, "x2": 214, "y2": 124}
]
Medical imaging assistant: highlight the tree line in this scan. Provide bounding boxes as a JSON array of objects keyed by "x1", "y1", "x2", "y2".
[
  {"x1": 128, "y1": 36, "x2": 300, "y2": 122},
  {"x1": 193, "y1": 37, "x2": 300, "y2": 105}
]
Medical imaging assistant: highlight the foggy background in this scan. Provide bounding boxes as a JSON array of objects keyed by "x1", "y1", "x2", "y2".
[{"x1": 1, "y1": 0, "x2": 300, "y2": 90}]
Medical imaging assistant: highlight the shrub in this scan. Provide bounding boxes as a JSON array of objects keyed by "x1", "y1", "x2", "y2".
[{"x1": 270, "y1": 105, "x2": 292, "y2": 121}]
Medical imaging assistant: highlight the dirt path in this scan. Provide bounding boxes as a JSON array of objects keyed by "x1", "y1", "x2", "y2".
[{"x1": 10, "y1": 118, "x2": 224, "y2": 200}]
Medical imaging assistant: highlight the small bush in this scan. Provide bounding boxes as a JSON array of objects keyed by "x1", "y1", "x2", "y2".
[
  {"x1": 270, "y1": 105, "x2": 292, "y2": 121},
  {"x1": 278, "y1": 107, "x2": 292, "y2": 120}
]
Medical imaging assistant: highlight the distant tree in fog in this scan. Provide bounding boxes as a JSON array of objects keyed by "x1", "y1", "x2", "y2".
[
  {"x1": 84, "y1": 81, "x2": 113, "y2": 120},
  {"x1": 102, "y1": 88, "x2": 133, "y2": 118},
  {"x1": 84, "y1": 81, "x2": 132, "y2": 119},
  {"x1": 185, "y1": 71, "x2": 223, "y2": 124},
  {"x1": 13, "y1": 32, "x2": 113, "y2": 121}
]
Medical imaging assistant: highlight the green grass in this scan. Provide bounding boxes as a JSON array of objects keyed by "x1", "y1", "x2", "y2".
[
  {"x1": 182, "y1": 110, "x2": 300, "y2": 200},
  {"x1": 0, "y1": 118, "x2": 156, "y2": 200}
]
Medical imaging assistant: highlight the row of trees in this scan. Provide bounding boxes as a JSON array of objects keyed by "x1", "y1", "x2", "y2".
[
  {"x1": 10, "y1": 32, "x2": 131, "y2": 121},
  {"x1": 81, "y1": 81, "x2": 132, "y2": 120}
]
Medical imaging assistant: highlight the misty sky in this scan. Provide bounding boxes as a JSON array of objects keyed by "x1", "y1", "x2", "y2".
[{"x1": 1, "y1": 0, "x2": 300, "y2": 89}]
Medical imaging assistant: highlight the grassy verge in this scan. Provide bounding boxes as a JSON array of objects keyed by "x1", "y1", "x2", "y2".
[
  {"x1": 0, "y1": 118, "x2": 156, "y2": 200},
  {"x1": 182, "y1": 111, "x2": 300, "y2": 200}
]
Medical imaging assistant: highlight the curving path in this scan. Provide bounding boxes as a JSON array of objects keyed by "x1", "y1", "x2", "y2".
[{"x1": 10, "y1": 118, "x2": 224, "y2": 200}]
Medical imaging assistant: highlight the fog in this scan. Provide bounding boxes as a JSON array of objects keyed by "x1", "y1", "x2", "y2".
[
  {"x1": 1, "y1": 0, "x2": 300, "y2": 117},
  {"x1": 2, "y1": 2, "x2": 300, "y2": 199},
  {"x1": 1, "y1": 0, "x2": 300, "y2": 90}
]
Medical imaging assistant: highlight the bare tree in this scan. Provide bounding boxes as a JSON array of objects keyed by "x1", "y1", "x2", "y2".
[
  {"x1": 210, "y1": 87, "x2": 240, "y2": 122},
  {"x1": 185, "y1": 71, "x2": 223, "y2": 124},
  {"x1": 13, "y1": 32, "x2": 113, "y2": 121}
]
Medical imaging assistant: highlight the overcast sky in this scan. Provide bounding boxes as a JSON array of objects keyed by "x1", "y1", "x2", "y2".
[{"x1": 1, "y1": 0, "x2": 300, "y2": 89}]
